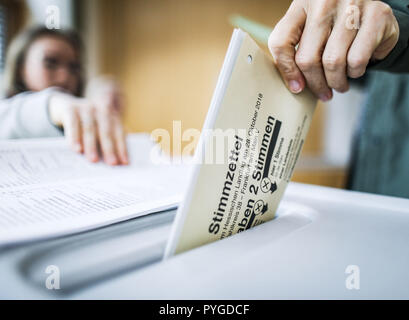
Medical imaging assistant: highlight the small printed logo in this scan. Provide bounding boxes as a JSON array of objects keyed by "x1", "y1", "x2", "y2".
[
  {"x1": 45, "y1": 265, "x2": 60, "y2": 290},
  {"x1": 345, "y1": 264, "x2": 360, "y2": 290},
  {"x1": 345, "y1": 5, "x2": 360, "y2": 30},
  {"x1": 45, "y1": 5, "x2": 61, "y2": 30}
]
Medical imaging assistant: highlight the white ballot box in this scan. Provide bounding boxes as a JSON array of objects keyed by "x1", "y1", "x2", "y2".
[
  {"x1": 2, "y1": 182, "x2": 408, "y2": 299},
  {"x1": 73, "y1": 183, "x2": 409, "y2": 299}
]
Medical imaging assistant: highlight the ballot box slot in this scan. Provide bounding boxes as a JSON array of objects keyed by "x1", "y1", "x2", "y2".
[
  {"x1": 15, "y1": 201, "x2": 317, "y2": 296},
  {"x1": 165, "y1": 201, "x2": 317, "y2": 271},
  {"x1": 18, "y1": 210, "x2": 176, "y2": 295}
]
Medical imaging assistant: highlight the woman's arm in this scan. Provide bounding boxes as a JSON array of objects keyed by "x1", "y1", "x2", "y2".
[
  {"x1": 0, "y1": 88, "x2": 63, "y2": 139},
  {"x1": 1, "y1": 81, "x2": 128, "y2": 165}
]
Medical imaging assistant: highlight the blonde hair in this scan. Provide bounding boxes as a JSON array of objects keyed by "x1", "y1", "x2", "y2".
[{"x1": 3, "y1": 25, "x2": 85, "y2": 98}]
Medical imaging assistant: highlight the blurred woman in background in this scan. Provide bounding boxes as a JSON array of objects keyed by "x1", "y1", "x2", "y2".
[{"x1": 0, "y1": 26, "x2": 128, "y2": 165}]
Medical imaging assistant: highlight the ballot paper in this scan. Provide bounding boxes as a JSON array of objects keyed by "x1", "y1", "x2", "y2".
[
  {"x1": 164, "y1": 29, "x2": 316, "y2": 257},
  {"x1": 0, "y1": 134, "x2": 188, "y2": 245}
]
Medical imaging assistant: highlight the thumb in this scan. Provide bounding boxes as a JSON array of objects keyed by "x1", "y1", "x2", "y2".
[{"x1": 268, "y1": 1, "x2": 306, "y2": 94}]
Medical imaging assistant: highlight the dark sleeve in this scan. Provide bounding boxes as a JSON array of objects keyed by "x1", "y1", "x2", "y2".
[{"x1": 368, "y1": 0, "x2": 409, "y2": 73}]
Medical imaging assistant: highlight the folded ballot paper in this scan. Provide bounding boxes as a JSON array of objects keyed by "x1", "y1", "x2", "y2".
[
  {"x1": 0, "y1": 134, "x2": 188, "y2": 245},
  {"x1": 165, "y1": 29, "x2": 317, "y2": 257}
]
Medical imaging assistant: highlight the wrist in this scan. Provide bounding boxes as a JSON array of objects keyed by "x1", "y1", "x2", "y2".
[{"x1": 48, "y1": 92, "x2": 72, "y2": 127}]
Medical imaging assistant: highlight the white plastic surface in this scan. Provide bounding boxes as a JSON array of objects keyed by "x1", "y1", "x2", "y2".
[{"x1": 72, "y1": 183, "x2": 409, "y2": 299}]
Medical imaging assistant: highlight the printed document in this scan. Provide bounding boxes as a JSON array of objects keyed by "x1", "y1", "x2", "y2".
[
  {"x1": 165, "y1": 29, "x2": 316, "y2": 257},
  {"x1": 0, "y1": 134, "x2": 188, "y2": 245}
]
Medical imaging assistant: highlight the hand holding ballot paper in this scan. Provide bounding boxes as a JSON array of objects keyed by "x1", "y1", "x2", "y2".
[
  {"x1": 0, "y1": 29, "x2": 316, "y2": 255},
  {"x1": 165, "y1": 29, "x2": 316, "y2": 257}
]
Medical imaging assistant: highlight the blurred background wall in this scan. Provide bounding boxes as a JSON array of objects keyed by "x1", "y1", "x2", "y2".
[{"x1": 0, "y1": 0, "x2": 363, "y2": 188}]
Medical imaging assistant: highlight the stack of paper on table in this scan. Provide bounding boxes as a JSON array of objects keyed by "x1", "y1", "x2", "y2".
[{"x1": 0, "y1": 134, "x2": 188, "y2": 246}]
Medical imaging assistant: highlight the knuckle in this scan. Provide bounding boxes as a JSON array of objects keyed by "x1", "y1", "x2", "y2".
[
  {"x1": 295, "y1": 53, "x2": 321, "y2": 71},
  {"x1": 80, "y1": 104, "x2": 94, "y2": 118},
  {"x1": 100, "y1": 132, "x2": 111, "y2": 145},
  {"x1": 79, "y1": 108, "x2": 93, "y2": 119},
  {"x1": 347, "y1": 55, "x2": 366, "y2": 70},
  {"x1": 370, "y1": 2, "x2": 392, "y2": 18},
  {"x1": 102, "y1": 138, "x2": 114, "y2": 152},
  {"x1": 97, "y1": 115, "x2": 112, "y2": 131},
  {"x1": 115, "y1": 124, "x2": 126, "y2": 139},
  {"x1": 99, "y1": 120, "x2": 114, "y2": 136},
  {"x1": 268, "y1": 35, "x2": 286, "y2": 57},
  {"x1": 113, "y1": 121, "x2": 124, "y2": 133},
  {"x1": 323, "y1": 54, "x2": 346, "y2": 72},
  {"x1": 378, "y1": 3, "x2": 393, "y2": 17},
  {"x1": 96, "y1": 106, "x2": 111, "y2": 118},
  {"x1": 276, "y1": 56, "x2": 297, "y2": 75},
  {"x1": 79, "y1": 99, "x2": 93, "y2": 110},
  {"x1": 62, "y1": 103, "x2": 75, "y2": 120},
  {"x1": 315, "y1": 0, "x2": 337, "y2": 17},
  {"x1": 71, "y1": 106, "x2": 80, "y2": 118},
  {"x1": 83, "y1": 126, "x2": 95, "y2": 136},
  {"x1": 80, "y1": 115, "x2": 95, "y2": 132},
  {"x1": 83, "y1": 135, "x2": 96, "y2": 148}
]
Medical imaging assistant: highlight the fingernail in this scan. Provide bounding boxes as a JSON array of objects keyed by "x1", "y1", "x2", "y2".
[
  {"x1": 106, "y1": 155, "x2": 118, "y2": 165},
  {"x1": 319, "y1": 92, "x2": 332, "y2": 102},
  {"x1": 289, "y1": 80, "x2": 302, "y2": 93},
  {"x1": 121, "y1": 154, "x2": 129, "y2": 165},
  {"x1": 88, "y1": 152, "x2": 98, "y2": 162},
  {"x1": 74, "y1": 143, "x2": 82, "y2": 153}
]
